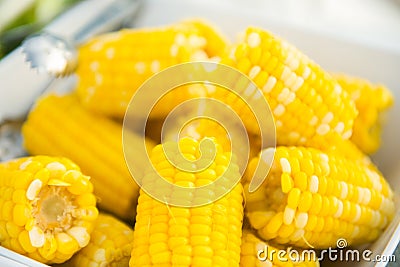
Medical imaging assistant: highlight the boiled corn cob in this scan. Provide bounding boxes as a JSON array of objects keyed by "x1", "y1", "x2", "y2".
[
  {"x1": 22, "y1": 93, "x2": 154, "y2": 220},
  {"x1": 244, "y1": 146, "x2": 395, "y2": 249},
  {"x1": 333, "y1": 74, "x2": 394, "y2": 154},
  {"x1": 218, "y1": 27, "x2": 358, "y2": 148},
  {"x1": 240, "y1": 229, "x2": 320, "y2": 267},
  {"x1": 76, "y1": 20, "x2": 228, "y2": 118},
  {"x1": 130, "y1": 137, "x2": 244, "y2": 267},
  {"x1": 0, "y1": 156, "x2": 98, "y2": 264},
  {"x1": 60, "y1": 213, "x2": 134, "y2": 267}
]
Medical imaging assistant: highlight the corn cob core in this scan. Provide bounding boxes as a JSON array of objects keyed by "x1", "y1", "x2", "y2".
[
  {"x1": 219, "y1": 27, "x2": 358, "y2": 148},
  {"x1": 61, "y1": 213, "x2": 134, "y2": 267},
  {"x1": 0, "y1": 156, "x2": 98, "y2": 264},
  {"x1": 333, "y1": 74, "x2": 394, "y2": 154},
  {"x1": 130, "y1": 137, "x2": 244, "y2": 267},
  {"x1": 22, "y1": 94, "x2": 153, "y2": 220},
  {"x1": 76, "y1": 20, "x2": 227, "y2": 118},
  {"x1": 240, "y1": 229, "x2": 320, "y2": 267},
  {"x1": 244, "y1": 146, "x2": 395, "y2": 249}
]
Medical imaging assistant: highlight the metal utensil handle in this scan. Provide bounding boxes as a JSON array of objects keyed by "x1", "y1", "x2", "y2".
[{"x1": 45, "y1": 0, "x2": 142, "y2": 44}]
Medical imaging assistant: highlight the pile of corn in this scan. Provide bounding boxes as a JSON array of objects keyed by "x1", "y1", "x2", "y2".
[{"x1": 0, "y1": 19, "x2": 395, "y2": 267}]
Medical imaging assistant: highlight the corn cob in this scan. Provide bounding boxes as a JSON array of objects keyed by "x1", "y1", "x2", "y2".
[
  {"x1": 240, "y1": 229, "x2": 320, "y2": 267},
  {"x1": 76, "y1": 20, "x2": 228, "y2": 118},
  {"x1": 244, "y1": 146, "x2": 395, "y2": 249},
  {"x1": 0, "y1": 156, "x2": 98, "y2": 264},
  {"x1": 22, "y1": 93, "x2": 154, "y2": 220},
  {"x1": 130, "y1": 137, "x2": 244, "y2": 267},
  {"x1": 333, "y1": 74, "x2": 394, "y2": 154},
  {"x1": 60, "y1": 213, "x2": 134, "y2": 267},
  {"x1": 216, "y1": 27, "x2": 358, "y2": 148}
]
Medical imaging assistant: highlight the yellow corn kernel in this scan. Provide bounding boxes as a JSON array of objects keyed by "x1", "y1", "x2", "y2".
[
  {"x1": 76, "y1": 20, "x2": 228, "y2": 118},
  {"x1": 333, "y1": 73, "x2": 394, "y2": 154},
  {"x1": 60, "y1": 213, "x2": 134, "y2": 267},
  {"x1": 130, "y1": 137, "x2": 244, "y2": 267},
  {"x1": 0, "y1": 156, "x2": 98, "y2": 264},
  {"x1": 240, "y1": 229, "x2": 320, "y2": 266},
  {"x1": 244, "y1": 146, "x2": 395, "y2": 249},
  {"x1": 22, "y1": 93, "x2": 155, "y2": 220}
]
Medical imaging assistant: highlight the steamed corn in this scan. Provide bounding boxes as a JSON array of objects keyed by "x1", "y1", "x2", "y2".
[
  {"x1": 244, "y1": 146, "x2": 395, "y2": 249},
  {"x1": 61, "y1": 213, "x2": 134, "y2": 267},
  {"x1": 0, "y1": 156, "x2": 98, "y2": 264},
  {"x1": 218, "y1": 27, "x2": 358, "y2": 148},
  {"x1": 76, "y1": 20, "x2": 228, "y2": 118},
  {"x1": 130, "y1": 137, "x2": 244, "y2": 267},
  {"x1": 333, "y1": 74, "x2": 393, "y2": 154},
  {"x1": 22, "y1": 93, "x2": 154, "y2": 220}
]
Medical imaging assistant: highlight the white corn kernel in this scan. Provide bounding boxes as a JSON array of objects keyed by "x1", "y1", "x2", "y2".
[
  {"x1": 334, "y1": 122, "x2": 345, "y2": 134},
  {"x1": 281, "y1": 66, "x2": 291, "y2": 81},
  {"x1": 249, "y1": 66, "x2": 261, "y2": 79},
  {"x1": 277, "y1": 88, "x2": 291, "y2": 102},
  {"x1": 280, "y1": 158, "x2": 291, "y2": 173},
  {"x1": 309, "y1": 175, "x2": 319, "y2": 193},
  {"x1": 295, "y1": 212, "x2": 308, "y2": 229},
  {"x1": 283, "y1": 207, "x2": 296, "y2": 225},
  {"x1": 134, "y1": 62, "x2": 146, "y2": 74},
  {"x1": 94, "y1": 248, "x2": 107, "y2": 262},
  {"x1": 263, "y1": 76, "x2": 277, "y2": 93},
  {"x1": 334, "y1": 200, "x2": 343, "y2": 218},
  {"x1": 29, "y1": 226, "x2": 45, "y2": 247},
  {"x1": 26, "y1": 179, "x2": 42, "y2": 200},
  {"x1": 322, "y1": 112, "x2": 334, "y2": 124},
  {"x1": 174, "y1": 33, "x2": 186, "y2": 45},
  {"x1": 247, "y1": 32, "x2": 261, "y2": 48},
  {"x1": 283, "y1": 92, "x2": 296, "y2": 105},
  {"x1": 19, "y1": 160, "x2": 32, "y2": 170},
  {"x1": 170, "y1": 44, "x2": 179, "y2": 57},
  {"x1": 273, "y1": 104, "x2": 285, "y2": 117},
  {"x1": 67, "y1": 227, "x2": 90, "y2": 247},
  {"x1": 46, "y1": 162, "x2": 66, "y2": 173},
  {"x1": 151, "y1": 60, "x2": 160, "y2": 73},
  {"x1": 106, "y1": 48, "x2": 115, "y2": 59},
  {"x1": 339, "y1": 181, "x2": 348, "y2": 199},
  {"x1": 292, "y1": 77, "x2": 304, "y2": 91},
  {"x1": 342, "y1": 130, "x2": 353, "y2": 139},
  {"x1": 90, "y1": 61, "x2": 99, "y2": 71},
  {"x1": 316, "y1": 124, "x2": 330, "y2": 135},
  {"x1": 302, "y1": 66, "x2": 311, "y2": 79}
]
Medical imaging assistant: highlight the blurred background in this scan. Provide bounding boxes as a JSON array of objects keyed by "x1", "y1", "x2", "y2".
[
  {"x1": 0, "y1": 0, "x2": 82, "y2": 58},
  {"x1": 1, "y1": 0, "x2": 400, "y2": 59}
]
